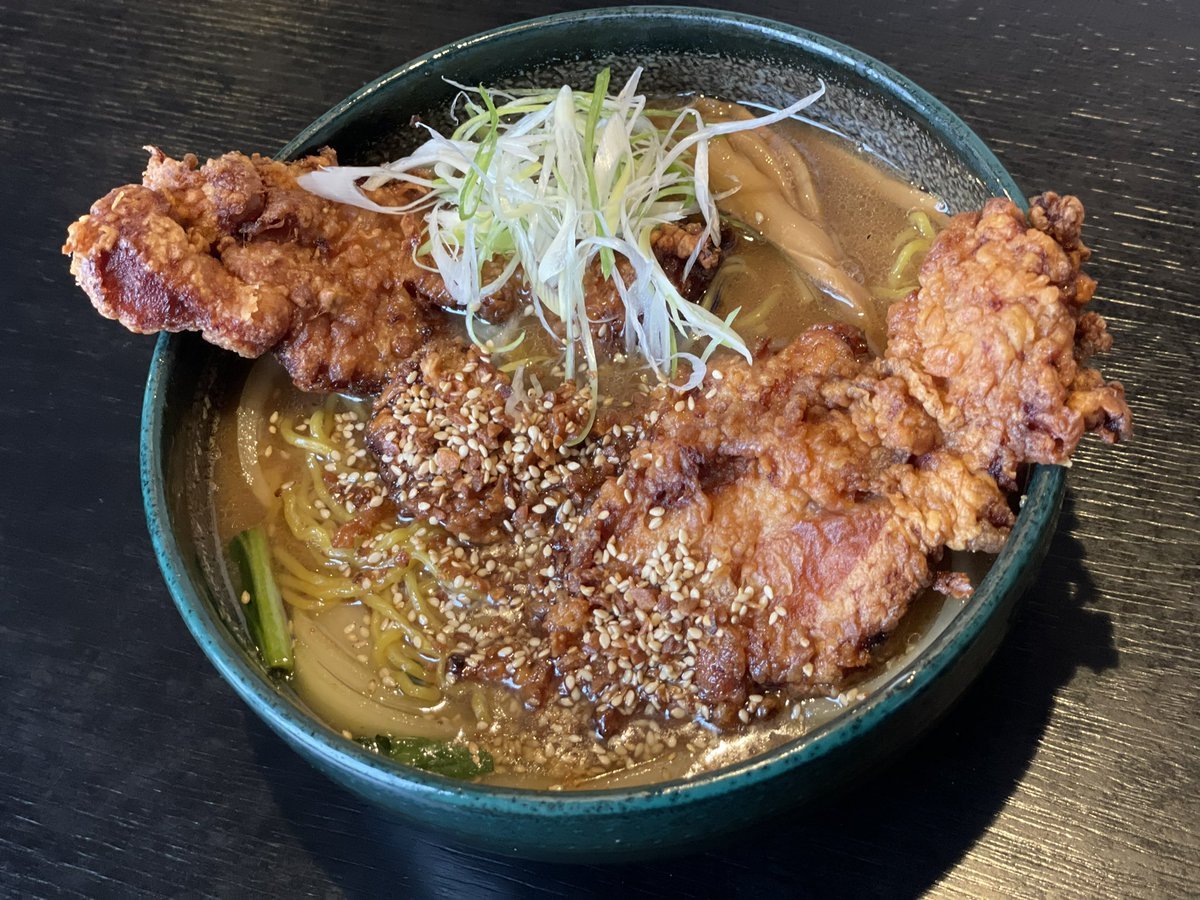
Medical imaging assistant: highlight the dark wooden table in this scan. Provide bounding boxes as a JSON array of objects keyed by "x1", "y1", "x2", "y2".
[{"x1": 3, "y1": 1, "x2": 1197, "y2": 896}]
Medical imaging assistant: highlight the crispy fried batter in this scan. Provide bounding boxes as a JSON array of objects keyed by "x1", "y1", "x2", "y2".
[
  {"x1": 540, "y1": 222, "x2": 723, "y2": 351},
  {"x1": 649, "y1": 221, "x2": 723, "y2": 300},
  {"x1": 364, "y1": 344, "x2": 646, "y2": 543},
  {"x1": 884, "y1": 192, "x2": 1131, "y2": 487},
  {"x1": 366, "y1": 345, "x2": 580, "y2": 542},
  {"x1": 64, "y1": 148, "x2": 448, "y2": 393}
]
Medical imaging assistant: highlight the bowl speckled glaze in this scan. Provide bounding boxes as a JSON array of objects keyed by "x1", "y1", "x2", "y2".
[{"x1": 140, "y1": 6, "x2": 1063, "y2": 861}]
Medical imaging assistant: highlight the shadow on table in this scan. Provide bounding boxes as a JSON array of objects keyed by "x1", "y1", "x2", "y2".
[{"x1": 251, "y1": 491, "x2": 1116, "y2": 899}]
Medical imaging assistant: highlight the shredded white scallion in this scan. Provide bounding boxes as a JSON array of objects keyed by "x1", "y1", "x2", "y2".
[{"x1": 297, "y1": 69, "x2": 826, "y2": 408}]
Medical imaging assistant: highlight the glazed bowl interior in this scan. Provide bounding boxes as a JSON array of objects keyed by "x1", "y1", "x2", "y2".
[{"x1": 141, "y1": 6, "x2": 1064, "y2": 860}]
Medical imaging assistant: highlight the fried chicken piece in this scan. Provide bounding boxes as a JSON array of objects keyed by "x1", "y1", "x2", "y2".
[
  {"x1": 544, "y1": 221, "x2": 723, "y2": 351},
  {"x1": 550, "y1": 328, "x2": 1010, "y2": 722},
  {"x1": 544, "y1": 194, "x2": 1130, "y2": 723},
  {"x1": 63, "y1": 148, "x2": 447, "y2": 393},
  {"x1": 364, "y1": 344, "x2": 645, "y2": 543},
  {"x1": 366, "y1": 345, "x2": 572, "y2": 542},
  {"x1": 884, "y1": 192, "x2": 1131, "y2": 487},
  {"x1": 649, "y1": 221, "x2": 723, "y2": 299},
  {"x1": 401, "y1": 255, "x2": 528, "y2": 324}
]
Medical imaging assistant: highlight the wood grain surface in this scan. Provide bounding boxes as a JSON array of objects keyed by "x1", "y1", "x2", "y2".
[{"x1": 1, "y1": 0, "x2": 1197, "y2": 896}]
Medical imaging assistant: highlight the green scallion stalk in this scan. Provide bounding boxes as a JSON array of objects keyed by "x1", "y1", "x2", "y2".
[
  {"x1": 355, "y1": 735, "x2": 495, "y2": 779},
  {"x1": 459, "y1": 85, "x2": 502, "y2": 220},
  {"x1": 583, "y1": 68, "x2": 616, "y2": 278},
  {"x1": 229, "y1": 526, "x2": 294, "y2": 673}
]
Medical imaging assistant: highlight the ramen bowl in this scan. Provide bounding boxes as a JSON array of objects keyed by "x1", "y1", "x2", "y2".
[{"x1": 140, "y1": 6, "x2": 1062, "y2": 861}]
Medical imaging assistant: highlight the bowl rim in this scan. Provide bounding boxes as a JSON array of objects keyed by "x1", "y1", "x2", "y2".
[{"x1": 141, "y1": 5, "x2": 1063, "y2": 817}]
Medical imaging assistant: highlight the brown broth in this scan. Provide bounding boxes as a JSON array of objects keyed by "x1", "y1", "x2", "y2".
[{"x1": 703, "y1": 111, "x2": 945, "y2": 351}]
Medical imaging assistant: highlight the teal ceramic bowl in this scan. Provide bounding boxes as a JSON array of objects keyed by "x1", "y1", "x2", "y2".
[{"x1": 140, "y1": 6, "x2": 1064, "y2": 861}]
